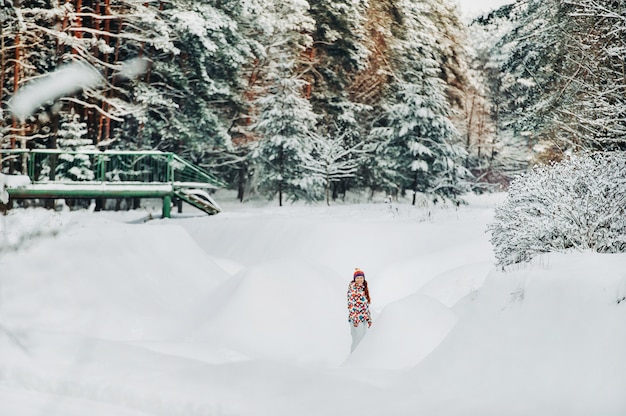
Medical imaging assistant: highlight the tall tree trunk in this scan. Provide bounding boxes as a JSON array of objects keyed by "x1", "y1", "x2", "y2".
[
  {"x1": 237, "y1": 162, "x2": 247, "y2": 202},
  {"x1": 465, "y1": 94, "x2": 475, "y2": 168},
  {"x1": 0, "y1": 24, "x2": 6, "y2": 149},
  {"x1": 11, "y1": 33, "x2": 21, "y2": 149},
  {"x1": 97, "y1": 0, "x2": 111, "y2": 143},
  {"x1": 72, "y1": 0, "x2": 84, "y2": 55},
  {"x1": 104, "y1": 12, "x2": 123, "y2": 142}
]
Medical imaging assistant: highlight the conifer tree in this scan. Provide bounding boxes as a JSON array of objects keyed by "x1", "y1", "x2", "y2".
[
  {"x1": 132, "y1": 0, "x2": 254, "y2": 154},
  {"x1": 1, "y1": 1, "x2": 177, "y2": 150},
  {"x1": 252, "y1": 56, "x2": 319, "y2": 206},
  {"x1": 306, "y1": 0, "x2": 370, "y2": 128},
  {"x1": 55, "y1": 111, "x2": 96, "y2": 182},
  {"x1": 247, "y1": 0, "x2": 319, "y2": 206},
  {"x1": 370, "y1": 0, "x2": 470, "y2": 201}
]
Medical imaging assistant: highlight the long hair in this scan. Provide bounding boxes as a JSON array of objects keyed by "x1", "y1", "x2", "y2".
[{"x1": 353, "y1": 276, "x2": 371, "y2": 304}]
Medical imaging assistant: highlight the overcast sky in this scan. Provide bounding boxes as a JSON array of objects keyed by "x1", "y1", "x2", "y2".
[{"x1": 456, "y1": 0, "x2": 516, "y2": 18}]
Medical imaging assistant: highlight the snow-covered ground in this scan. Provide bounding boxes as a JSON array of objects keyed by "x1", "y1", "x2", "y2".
[{"x1": 1, "y1": 191, "x2": 625, "y2": 416}]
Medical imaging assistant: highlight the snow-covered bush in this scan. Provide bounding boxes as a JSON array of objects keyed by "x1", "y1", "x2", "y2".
[{"x1": 489, "y1": 153, "x2": 626, "y2": 266}]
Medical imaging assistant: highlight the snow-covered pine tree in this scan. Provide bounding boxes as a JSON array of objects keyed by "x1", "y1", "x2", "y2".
[
  {"x1": 0, "y1": 0, "x2": 17, "y2": 148},
  {"x1": 489, "y1": 152, "x2": 626, "y2": 267},
  {"x1": 133, "y1": 0, "x2": 253, "y2": 155},
  {"x1": 372, "y1": 82, "x2": 470, "y2": 202},
  {"x1": 489, "y1": 0, "x2": 570, "y2": 161},
  {"x1": 251, "y1": 55, "x2": 319, "y2": 206},
  {"x1": 428, "y1": 0, "x2": 508, "y2": 190},
  {"x1": 306, "y1": 0, "x2": 370, "y2": 128},
  {"x1": 54, "y1": 111, "x2": 96, "y2": 182},
  {"x1": 1, "y1": 0, "x2": 61, "y2": 149},
  {"x1": 424, "y1": 0, "x2": 470, "y2": 110},
  {"x1": 370, "y1": 0, "x2": 471, "y2": 202},
  {"x1": 248, "y1": 0, "x2": 319, "y2": 206},
  {"x1": 1, "y1": 1, "x2": 178, "y2": 150}
]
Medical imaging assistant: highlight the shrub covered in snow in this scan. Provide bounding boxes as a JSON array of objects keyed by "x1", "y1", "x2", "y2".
[{"x1": 489, "y1": 153, "x2": 626, "y2": 266}]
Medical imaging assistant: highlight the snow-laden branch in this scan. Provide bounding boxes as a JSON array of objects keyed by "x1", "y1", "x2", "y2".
[{"x1": 489, "y1": 153, "x2": 626, "y2": 266}]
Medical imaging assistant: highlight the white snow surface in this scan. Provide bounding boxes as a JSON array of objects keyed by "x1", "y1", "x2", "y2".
[
  {"x1": 1, "y1": 191, "x2": 625, "y2": 415},
  {"x1": 456, "y1": 0, "x2": 516, "y2": 18}
]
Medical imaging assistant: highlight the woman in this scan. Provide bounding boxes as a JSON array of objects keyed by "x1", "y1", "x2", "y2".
[{"x1": 347, "y1": 268, "x2": 372, "y2": 353}]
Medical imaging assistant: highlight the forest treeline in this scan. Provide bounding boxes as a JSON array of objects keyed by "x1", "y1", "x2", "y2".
[{"x1": 1, "y1": 0, "x2": 624, "y2": 204}]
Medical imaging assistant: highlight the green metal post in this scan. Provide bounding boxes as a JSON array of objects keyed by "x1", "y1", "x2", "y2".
[
  {"x1": 162, "y1": 195, "x2": 171, "y2": 218},
  {"x1": 29, "y1": 152, "x2": 35, "y2": 180},
  {"x1": 98, "y1": 153, "x2": 106, "y2": 181},
  {"x1": 167, "y1": 153, "x2": 173, "y2": 182}
]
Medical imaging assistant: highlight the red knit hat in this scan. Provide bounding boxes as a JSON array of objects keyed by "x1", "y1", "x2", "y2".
[{"x1": 353, "y1": 268, "x2": 365, "y2": 278}]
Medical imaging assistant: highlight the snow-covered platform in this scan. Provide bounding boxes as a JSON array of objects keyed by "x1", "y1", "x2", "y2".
[{"x1": 0, "y1": 149, "x2": 224, "y2": 216}]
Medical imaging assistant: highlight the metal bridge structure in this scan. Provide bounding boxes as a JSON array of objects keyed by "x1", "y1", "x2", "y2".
[{"x1": 0, "y1": 149, "x2": 225, "y2": 217}]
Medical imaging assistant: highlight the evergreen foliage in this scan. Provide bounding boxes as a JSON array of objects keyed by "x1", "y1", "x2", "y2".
[
  {"x1": 251, "y1": 58, "x2": 319, "y2": 205},
  {"x1": 372, "y1": 82, "x2": 470, "y2": 200},
  {"x1": 489, "y1": 153, "x2": 626, "y2": 267},
  {"x1": 306, "y1": 0, "x2": 370, "y2": 129},
  {"x1": 368, "y1": 0, "x2": 471, "y2": 201},
  {"x1": 55, "y1": 111, "x2": 96, "y2": 182},
  {"x1": 131, "y1": 0, "x2": 254, "y2": 153},
  {"x1": 12, "y1": 0, "x2": 612, "y2": 203},
  {"x1": 246, "y1": 0, "x2": 319, "y2": 206}
]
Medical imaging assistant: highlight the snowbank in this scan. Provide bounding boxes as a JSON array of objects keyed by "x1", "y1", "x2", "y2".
[
  {"x1": 0, "y1": 214, "x2": 229, "y2": 340},
  {"x1": 344, "y1": 294, "x2": 458, "y2": 369},
  {"x1": 0, "y1": 207, "x2": 69, "y2": 251},
  {"x1": 375, "y1": 241, "x2": 494, "y2": 308},
  {"x1": 2, "y1": 195, "x2": 625, "y2": 416},
  {"x1": 192, "y1": 259, "x2": 350, "y2": 366},
  {"x1": 396, "y1": 252, "x2": 626, "y2": 415}
]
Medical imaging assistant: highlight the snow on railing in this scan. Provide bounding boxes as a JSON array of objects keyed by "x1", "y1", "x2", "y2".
[{"x1": 0, "y1": 149, "x2": 225, "y2": 189}]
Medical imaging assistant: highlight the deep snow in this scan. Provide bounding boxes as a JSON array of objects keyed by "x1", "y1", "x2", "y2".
[{"x1": 1, "y1": 191, "x2": 625, "y2": 415}]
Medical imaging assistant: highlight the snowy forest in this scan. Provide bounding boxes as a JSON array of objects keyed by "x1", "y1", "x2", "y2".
[{"x1": 1, "y1": 0, "x2": 625, "y2": 204}]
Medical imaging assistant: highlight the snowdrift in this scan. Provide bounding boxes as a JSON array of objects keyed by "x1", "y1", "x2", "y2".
[
  {"x1": 1, "y1": 196, "x2": 625, "y2": 416},
  {"x1": 0, "y1": 215, "x2": 228, "y2": 340},
  {"x1": 395, "y1": 252, "x2": 626, "y2": 415},
  {"x1": 344, "y1": 294, "x2": 458, "y2": 369},
  {"x1": 191, "y1": 259, "x2": 351, "y2": 366}
]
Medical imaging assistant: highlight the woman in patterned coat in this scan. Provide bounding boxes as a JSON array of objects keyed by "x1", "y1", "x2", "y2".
[{"x1": 347, "y1": 268, "x2": 372, "y2": 352}]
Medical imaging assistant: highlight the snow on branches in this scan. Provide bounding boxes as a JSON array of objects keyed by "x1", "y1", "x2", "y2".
[{"x1": 489, "y1": 152, "x2": 626, "y2": 267}]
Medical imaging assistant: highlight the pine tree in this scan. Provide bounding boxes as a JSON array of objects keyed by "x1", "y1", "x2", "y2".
[
  {"x1": 1, "y1": 1, "x2": 177, "y2": 150},
  {"x1": 370, "y1": 0, "x2": 471, "y2": 202},
  {"x1": 306, "y1": 0, "x2": 370, "y2": 127},
  {"x1": 132, "y1": 0, "x2": 254, "y2": 155},
  {"x1": 372, "y1": 82, "x2": 469, "y2": 201},
  {"x1": 246, "y1": 0, "x2": 320, "y2": 206},
  {"x1": 55, "y1": 111, "x2": 96, "y2": 182},
  {"x1": 251, "y1": 56, "x2": 319, "y2": 206}
]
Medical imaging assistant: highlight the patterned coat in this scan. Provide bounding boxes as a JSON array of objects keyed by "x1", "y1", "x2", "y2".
[{"x1": 347, "y1": 281, "x2": 371, "y2": 327}]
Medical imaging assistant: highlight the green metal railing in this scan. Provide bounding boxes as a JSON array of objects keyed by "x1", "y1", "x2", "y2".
[{"x1": 0, "y1": 149, "x2": 226, "y2": 189}]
